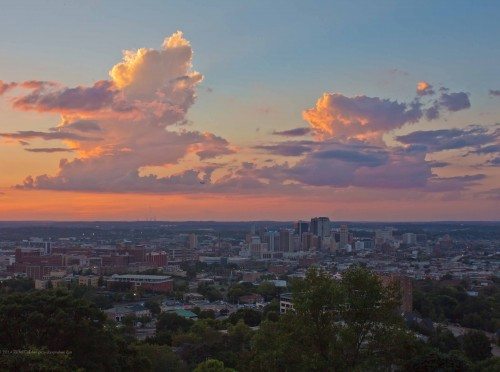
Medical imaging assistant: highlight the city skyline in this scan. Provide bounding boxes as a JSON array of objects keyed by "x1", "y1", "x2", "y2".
[{"x1": 0, "y1": 1, "x2": 499, "y2": 221}]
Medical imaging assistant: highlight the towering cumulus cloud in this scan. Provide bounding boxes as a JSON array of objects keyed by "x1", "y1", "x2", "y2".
[
  {"x1": 1, "y1": 32, "x2": 233, "y2": 192},
  {"x1": 302, "y1": 93, "x2": 422, "y2": 141},
  {"x1": 250, "y1": 82, "x2": 489, "y2": 192},
  {"x1": 0, "y1": 43, "x2": 494, "y2": 198}
]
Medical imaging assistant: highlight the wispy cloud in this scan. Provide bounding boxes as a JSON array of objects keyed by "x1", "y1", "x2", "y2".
[
  {"x1": 272, "y1": 127, "x2": 311, "y2": 137},
  {"x1": 25, "y1": 147, "x2": 75, "y2": 153}
]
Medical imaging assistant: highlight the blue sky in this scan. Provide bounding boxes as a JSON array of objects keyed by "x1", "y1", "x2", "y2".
[
  {"x1": 1, "y1": 1, "x2": 498, "y2": 90},
  {"x1": 1, "y1": 1, "x2": 499, "y2": 138}
]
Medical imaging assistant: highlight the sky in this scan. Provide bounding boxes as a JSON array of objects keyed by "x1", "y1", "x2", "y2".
[{"x1": 0, "y1": 0, "x2": 499, "y2": 221}]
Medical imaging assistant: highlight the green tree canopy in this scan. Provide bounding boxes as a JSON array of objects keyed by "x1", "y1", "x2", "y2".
[
  {"x1": 462, "y1": 330, "x2": 492, "y2": 362},
  {"x1": 194, "y1": 358, "x2": 236, "y2": 372},
  {"x1": 249, "y1": 266, "x2": 417, "y2": 371},
  {"x1": 0, "y1": 289, "x2": 121, "y2": 370}
]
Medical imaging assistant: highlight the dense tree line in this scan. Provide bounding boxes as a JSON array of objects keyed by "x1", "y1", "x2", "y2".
[
  {"x1": 0, "y1": 267, "x2": 498, "y2": 371},
  {"x1": 413, "y1": 278, "x2": 500, "y2": 332}
]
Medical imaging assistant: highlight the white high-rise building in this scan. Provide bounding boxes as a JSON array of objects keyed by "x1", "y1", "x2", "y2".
[
  {"x1": 354, "y1": 241, "x2": 364, "y2": 251},
  {"x1": 188, "y1": 233, "x2": 198, "y2": 249},
  {"x1": 266, "y1": 231, "x2": 279, "y2": 252}
]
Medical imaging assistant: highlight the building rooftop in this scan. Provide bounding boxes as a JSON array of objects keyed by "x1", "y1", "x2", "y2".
[
  {"x1": 170, "y1": 309, "x2": 198, "y2": 319},
  {"x1": 110, "y1": 274, "x2": 171, "y2": 280}
]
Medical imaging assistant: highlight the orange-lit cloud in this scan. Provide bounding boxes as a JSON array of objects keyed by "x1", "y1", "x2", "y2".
[
  {"x1": 302, "y1": 92, "x2": 423, "y2": 141},
  {"x1": 0, "y1": 32, "x2": 496, "y2": 220},
  {"x1": 416, "y1": 81, "x2": 434, "y2": 96},
  {"x1": 2, "y1": 32, "x2": 234, "y2": 192}
]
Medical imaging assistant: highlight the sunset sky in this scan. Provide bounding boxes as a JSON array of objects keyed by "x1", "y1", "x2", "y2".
[{"x1": 0, "y1": 1, "x2": 499, "y2": 221}]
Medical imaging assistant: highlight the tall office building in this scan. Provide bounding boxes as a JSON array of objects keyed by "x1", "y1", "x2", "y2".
[
  {"x1": 279, "y1": 229, "x2": 293, "y2": 252},
  {"x1": 266, "y1": 231, "x2": 280, "y2": 252},
  {"x1": 375, "y1": 228, "x2": 394, "y2": 243},
  {"x1": 187, "y1": 233, "x2": 198, "y2": 249},
  {"x1": 354, "y1": 240, "x2": 364, "y2": 251},
  {"x1": 339, "y1": 224, "x2": 349, "y2": 249},
  {"x1": 294, "y1": 220, "x2": 309, "y2": 238},
  {"x1": 310, "y1": 217, "x2": 331, "y2": 238},
  {"x1": 402, "y1": 233, "x2": 417, "y2": 245},
  {"x1": 301, "y1": 232, "x2": 316, "y2": 251}
]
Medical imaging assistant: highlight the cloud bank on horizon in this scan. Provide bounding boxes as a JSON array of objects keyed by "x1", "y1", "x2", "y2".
[{"x1": 0, "y1": 32, "x2": 498, "y2": 200}]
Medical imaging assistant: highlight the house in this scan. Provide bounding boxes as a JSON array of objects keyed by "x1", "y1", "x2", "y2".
[
  {"x1": 168, "y1": 308, "x2": 198, "y2": 320},
  {"x1": 238, "y1": 293, "x2": 264, "y2": 304}
]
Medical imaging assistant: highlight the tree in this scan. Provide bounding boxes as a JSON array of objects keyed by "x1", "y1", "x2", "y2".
[
  {"x1": 157, "y1": 312, "x2": 194, "y2": 333},
  {"x1": 430, "y1": 327, "x2": 460, "y2": 353},
  {"x1": 249, "y1": 266, "x2": 417, "y2": 371},
  {"x1": 256, "y1": 282, "x2": 278, "y2": 301},
  {"x1": 406, "y1": 349, "x2": 471, "y2": 371},
  {"x1": 262, "y1": 299, "x2": 280, "y2": 322},
  {"x1": 129, "y1": 343, "x2": 187, "y2": 372},
  {"x1": 194, "y1": 358, "x2": 236, "y2": 372},
  {"x1": 0, "y1": 347, "x2": 72, "y2": 372},
  {"x1": 228, "y1": 308, "x2": 261, "y2": 327},
  {"x1": 473, "y1": 356, "x2": 500, "y2": 371},
  {"x1": 198, "y1": 283, "x2": 223, "y2": 302},
  {"x1": 227, "y1": 282, "x2": 254, "y2": 303},
  {"x1": 172, "y1": 320, "x2": 228, "y2": 368},
  {"x1": 145, "y1": 299, "x2": 162, "y2": 316},
  {"x1": 0, "y1": 277, "x2": 34, "y2": 293},
  {"x1": 462, "y1": 331, "x2": 492, "y2": 361},
  {"x1": 0, "y1": 289, "x2": 122, "y2": 370},
  {"x1": 97, "y1": 275, "x2": 105, "y2": 287},
  {"x1": 199, "y1": 309, "x2": 216, "y2": 319}
]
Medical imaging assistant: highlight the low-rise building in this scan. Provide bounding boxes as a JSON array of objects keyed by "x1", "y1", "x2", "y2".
[
  {"x1": 104, "y1": 304, "x2": 151, "y2": 322},
  {"x1": 107, "y1": 274, "x2": 173, "y2": 293},
  {"x1": 280, "y1": 293, "x2": 294, "y2": 314},
  {"x1": 78, "y1": 275, "x2": 100, "y2": 287}
]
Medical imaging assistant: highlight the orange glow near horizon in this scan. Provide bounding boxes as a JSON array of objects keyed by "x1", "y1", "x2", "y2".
[{"x1": 0, "y1": 188, "x2": 498, "y2": 221}]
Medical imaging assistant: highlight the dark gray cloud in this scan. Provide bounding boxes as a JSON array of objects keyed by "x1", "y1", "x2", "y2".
[
  {"x1": 249, "y1": 136, "x2": 487, "y2": 192},
  {"x1": 312, "y1": 145, "x2": 388, "y2": 167},
  {"x1": 468, "y1": 143, "x2": 500, "y2": 155},
  {"x1": 12, "y1": 80, "x2": 117, "y2": 112},
  {"x1": 489, "y1": 90, "x2": 500, "y2": 97},
  {"x1": 439, "y1": 92, "x2": 470, "y2": 112},
  {"x1": 395, "y1": 125, "x2": 497, "y2": 152},
  {"x1": 424, "y1": 104, "x2": 440, "y2": 120},
  {"x1": 254, "y1": 141, "x2": 314, "y2": 156},
  {"x1": 272, "y1": 127, "x2": 311, "y2": 137},
  {"x1": 0, "y1": 130, "x2": 101, "y2": 141},
  {"x1": 57, "y1": 120, "x2": 101, "y2": 132},
  {"x1": 487, "y1": 157, "x2": 500, "y2": 167},
  {"x1": 25, "y1": 147, "x2": 74, "y2": 153}
]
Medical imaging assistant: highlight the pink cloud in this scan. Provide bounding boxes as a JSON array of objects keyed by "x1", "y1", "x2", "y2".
[{"x1": 3, "y1": 32, "x2": 233, "y2": 193}]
